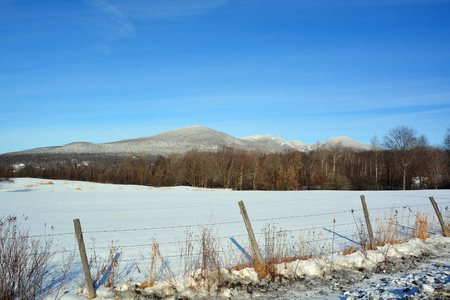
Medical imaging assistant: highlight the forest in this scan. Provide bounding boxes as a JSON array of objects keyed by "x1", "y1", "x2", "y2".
[{"x1": 1, "y1": 126, "x2": 449, "y2": 190}]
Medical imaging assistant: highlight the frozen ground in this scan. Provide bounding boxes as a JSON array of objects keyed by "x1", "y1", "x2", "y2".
[
  {"x1": 264, "y1": 240, "x2": 450, "y2": 299},
  {"x1": 1, "y1": 178, "x2": 449, "y2": 299}
]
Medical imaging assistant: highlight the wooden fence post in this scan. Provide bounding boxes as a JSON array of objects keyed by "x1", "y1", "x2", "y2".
[
  {"x1": 73, "y1": 219, "x2": 96, "y2": 298},
  {"x1": 238, "y1": 201, "x2": 264, "y2": 265},
  {"x1": 360, "y1": 195, "x2": 376, "y2": 250},
  {"x1": 429, "y1": 197, "x2": 449, "y2": 237}
]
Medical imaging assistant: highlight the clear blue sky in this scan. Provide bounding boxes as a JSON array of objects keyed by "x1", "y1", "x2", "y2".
[{"x1": 1, "y1": 0, "x2": 449, "y2": 154}]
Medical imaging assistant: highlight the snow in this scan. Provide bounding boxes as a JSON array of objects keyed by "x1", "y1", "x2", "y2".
[{"x1": 1, "y1": 178, "x2": 449, "y2": 299}]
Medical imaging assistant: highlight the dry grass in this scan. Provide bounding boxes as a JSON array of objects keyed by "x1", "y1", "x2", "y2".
[
  {"x1": 105, "y1": 244, "x2": 120, "y2": 288},
  {"x1": 92, "y1": 205, "x2": 446, "y2": 296},
  {"x1": 24, "y1": 181, "x2": 54, "y2": 188},
  {"x1": 139, "y1": 241, "x2": 160, "y2": 288},
  {"x1": 139, "y1": 240, "x2": 177, "y2": 289},
  {"x1": 339, "y1": 247, "x2": 358, "y2": 256},
  {"x1": 413, "y1": 213, "x2": 431, "y2": 241},
  {"x1": 374, "y1": 215, "x2": 406, "y2": 247},
  {"x1": 88, "y1": 241, "x2": 122, "y2": 290},
  {"x1": 256, "y1": 223, "x2": 296, "y2": 279},
  {"x1": 138, "y1": 225, "x2": 226, "y2": 294},
  {"x1": 195, "y1": 226, "x2": 223, "y2": 290},
  {"x1": 354, "y1": 209, "x2": 437, "y2": 251},
  {"x1": 222, "y1": 226, "x2": 322, "y2": 281}
]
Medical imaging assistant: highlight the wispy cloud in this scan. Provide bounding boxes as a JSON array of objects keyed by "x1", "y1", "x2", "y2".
[
  {"x1": 87, "y1": 0, "x2": 228, "y2": 38},
  {"x1": 109, "y1": 0, "x2": 229, "y2": 19},
  {"x1": 86, "y1": 0, "x2": 134, "y2": 37}
]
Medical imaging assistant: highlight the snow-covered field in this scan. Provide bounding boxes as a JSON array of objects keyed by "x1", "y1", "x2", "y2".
[{"x1": 1, "y1": 178, "x2": 449, "y2": 299}]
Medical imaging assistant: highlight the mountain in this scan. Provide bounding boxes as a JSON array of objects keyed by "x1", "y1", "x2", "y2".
[
  {"x1": 108, "y1": 126, "x2": 248, "y2": 155},
  {"x1": 0, "y1": 126, "x2": 373, "y2": 164},
  {"x1": 240, "y1": 135, "x2": 298, "y2": 152},
  {"x1": 240, "y1": 135, "x2": 372, "y2": 152},
  {"x1": 307, "y1": 136, "x2": 373, "y2": 151}
]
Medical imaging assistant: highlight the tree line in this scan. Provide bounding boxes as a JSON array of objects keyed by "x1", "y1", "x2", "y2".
[{"x1": 1, "y1": 125, "x2": 449, "y2": 190}]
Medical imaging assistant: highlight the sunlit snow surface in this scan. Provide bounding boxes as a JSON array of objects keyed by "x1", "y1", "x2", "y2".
[{"x1": 1, "y1": 178, "x2": 449, "y2": 299}]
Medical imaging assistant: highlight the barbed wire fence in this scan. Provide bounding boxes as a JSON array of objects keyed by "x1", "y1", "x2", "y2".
[
  {"x1": 6, "y1": 195, "x2": 449, "y2": 292},
  {"x1": 25, "y1": 197, "x2": 449, "y2": 274}
]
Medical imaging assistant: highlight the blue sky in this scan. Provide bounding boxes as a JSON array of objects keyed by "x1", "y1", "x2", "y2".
[{"x1": 1, "y1": 0, "x2": 449, "y2": 154}]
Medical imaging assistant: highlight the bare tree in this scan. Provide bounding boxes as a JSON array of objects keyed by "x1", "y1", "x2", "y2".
[
  {"x1": 383, "y1": 125, "x2": 427, "y2": 190},
  {"x1": 215, "y1": 146, "x2": 237, "y2": 189},
  {"x1": 0, "y1": 165, "x2": 14, "y2": 183},
  {"x1": 182, "y1": 150, "x2": 212, "y2": 188},
  {"x1": 309, "y1": 150, "x2": 332, "y2": 187},
  {"x1": 370, "y1": 135, "x2": 382, "y2": 189},
  {"x1": 426, "y1": 146, "x2": 446, "y2": 189},
  {"x1": 443, "y1": 126, "x2": 450, "y2": 186},
  {"x1": 330, "y1": 143, "x2": 343, "y2": 176},
  {"x1": 444, "y1": 126, "x2": 450, "y2": 151}
]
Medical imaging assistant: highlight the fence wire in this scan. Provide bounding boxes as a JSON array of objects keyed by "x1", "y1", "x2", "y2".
[{"x1": 9, "y1": 199, "x2": 450, "y2": 265}]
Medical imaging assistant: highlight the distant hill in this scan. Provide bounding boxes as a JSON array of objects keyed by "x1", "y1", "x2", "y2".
[{"x1": 0, "y1": 125, "x2": 373, "y2": 165}]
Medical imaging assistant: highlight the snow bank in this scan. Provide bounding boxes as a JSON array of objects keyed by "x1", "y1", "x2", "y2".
[{"x1": 51, "y1": 236, "x2": 450, "y2": 299}]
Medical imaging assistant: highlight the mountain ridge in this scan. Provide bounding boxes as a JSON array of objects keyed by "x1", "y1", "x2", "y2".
[{"x1": 1, "y1": 126, "x2": 373, "y2": 160}]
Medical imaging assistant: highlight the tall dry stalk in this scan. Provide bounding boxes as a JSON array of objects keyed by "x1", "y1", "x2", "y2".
[
  {"x1": 259, "y1": 223, "x2": 293, "y2": 279},
  {"x1": 374, "y1": 213, "x2": 404, "y2": 246},
  {"x1": 140, "y1": 239, "x2": 177, "y2": 289},
  {"x1": 413, "y1": 213, "x2": 431, "y2": 241},
  {"x1": 106, "y1": 242, "x2": 120, "y2": 288},
  {"x1": 191, "y1": 225, "x2": 223, "y2": 291}
]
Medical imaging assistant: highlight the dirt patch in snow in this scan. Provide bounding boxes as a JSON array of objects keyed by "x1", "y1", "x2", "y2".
[
  {"x1": 265, "y1": 248, "x2": 450, "y2": 299},
  {"x1": 106, "y1": 241, "x2": 450, "y2": 299}
]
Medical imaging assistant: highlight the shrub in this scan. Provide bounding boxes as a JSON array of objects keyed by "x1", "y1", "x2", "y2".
[
  {"x1": 0, "y1": 216, "x2": 54, "y2": 299},
  {"x1": 324, "y1": 174, "x2": 352, "y2": 190}
]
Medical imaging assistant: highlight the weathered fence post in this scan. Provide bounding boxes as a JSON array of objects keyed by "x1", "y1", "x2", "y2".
[
  {"x1": 238, "y1": 201, "x2": 264, "y2": 265},
  {"x1": 429, "y1": 196, "x2": 449, "y2": 237},
  {"x1": 360, "y1": 195, "x2": 376, "y2": 250},
  {"x1": 73, "y1": 218, "x2": 96, "y2": 298}
]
